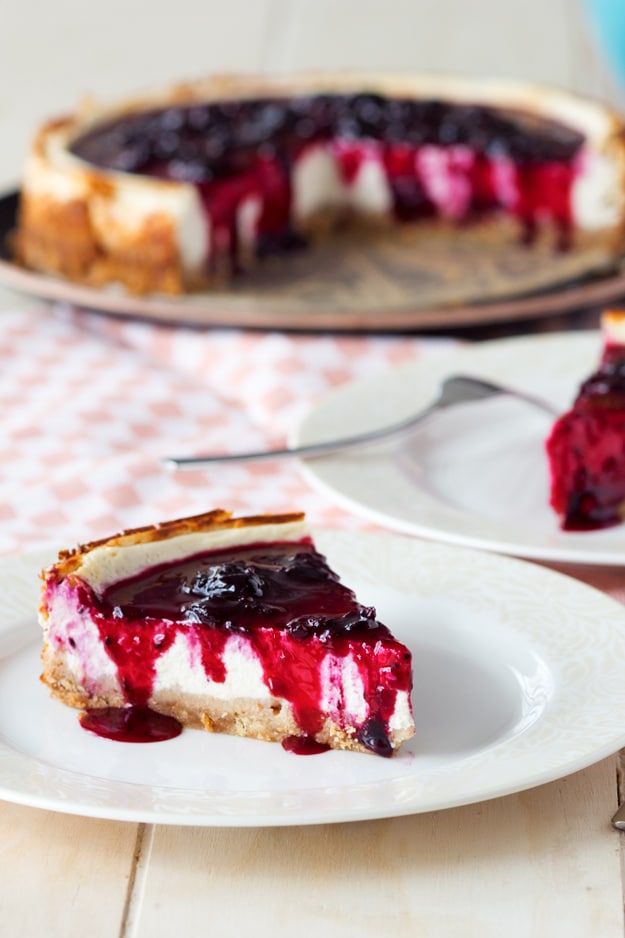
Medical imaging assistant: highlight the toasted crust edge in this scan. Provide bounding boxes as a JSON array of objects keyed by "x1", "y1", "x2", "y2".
[{"x1": 50, "y1": 509, "x2": 306, "y2": 579}]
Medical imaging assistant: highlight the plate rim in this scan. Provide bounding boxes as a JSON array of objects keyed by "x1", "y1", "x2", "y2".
[
  {"x1": 2, "y1": 188, "x2": 625, "y2": 333},
  {"x1": 2, "y1": 530, "x2": 625, "y2": 826}
]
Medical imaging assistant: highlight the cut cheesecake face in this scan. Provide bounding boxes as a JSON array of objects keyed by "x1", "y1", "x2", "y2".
[
  {"x1": 14, "y1": 72, "x2": 625, "y2": 294},
  {"x1": 546, "y1": 310, "x2": 625, "y2": 531},
  {"x1": 39, "y1": 510, "x2": 415, "y2": 756}
]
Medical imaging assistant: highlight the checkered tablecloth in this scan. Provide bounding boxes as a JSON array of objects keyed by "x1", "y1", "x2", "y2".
[
  {"x1": 0, "y1": 304, "x2": 458, "y2": 556},
  {"x1": 2, "y1": 302, "x2": 624, "y2": 605}
]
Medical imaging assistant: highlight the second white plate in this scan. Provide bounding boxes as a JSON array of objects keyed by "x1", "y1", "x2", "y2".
[{"x1": 296, "y1": 329, "x2": 625, "y2": 565}]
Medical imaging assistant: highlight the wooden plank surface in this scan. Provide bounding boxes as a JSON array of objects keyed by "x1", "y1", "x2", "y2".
[
  {"x1": 1, "y1": 756, "x2": 622, "y2": 937},
  {"x1": 126, "y1": 759, "x2": 623, "y2": 938},
  {"x1": 0, "y1": 804, "x2": 138, "y2": 937}
]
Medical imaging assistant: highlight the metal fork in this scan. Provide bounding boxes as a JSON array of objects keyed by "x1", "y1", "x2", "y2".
[{"x1": 163, "y1": 374, "x2": 559, "y2": 469}]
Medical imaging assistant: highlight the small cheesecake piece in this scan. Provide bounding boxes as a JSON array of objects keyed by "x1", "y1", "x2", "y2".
[
  {"x1": 39, "y1": 510, "x2": 415, "y2": 756},
  {"x1": 14, "y1": 72, "x2": 625, "y2": 294},
  {"x1": 546, "y1": 310, "x2": 625, "y2": 530}
]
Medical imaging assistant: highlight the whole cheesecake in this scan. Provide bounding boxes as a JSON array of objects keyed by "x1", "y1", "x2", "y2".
[
  {"x1": 547, "y1": 310, "x2": 625, "y2": 531},
  {"x1": 39, "y1": 510, "x2": 415, "y2": 756},
  {"x1": 14, "y1": 72, "x2": 625, "y2": 294}
]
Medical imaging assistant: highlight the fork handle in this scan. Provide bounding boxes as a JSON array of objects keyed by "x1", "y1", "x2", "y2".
[{"x1": 162, "y1": 406, "x2": 434, "y2": 469}]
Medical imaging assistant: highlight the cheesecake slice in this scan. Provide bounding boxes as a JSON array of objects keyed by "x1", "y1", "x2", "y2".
[
  {"x1": 546, "y1": 310, "x2": 625, "y2": 531},
  {"x1": 39, "y1": 510, "x2": 415, "y2": 756},
  {"x1": 14, "y1": 72, "x2": 625, "y2": 294}
]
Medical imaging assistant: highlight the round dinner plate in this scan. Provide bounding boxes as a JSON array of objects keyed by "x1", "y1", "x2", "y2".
[
  {"x1": 2, "y1": 530, "x2": 625, "y2": 826},
  {"x1": 296, "y1": 329, "x2": 625, "y2": 565}
]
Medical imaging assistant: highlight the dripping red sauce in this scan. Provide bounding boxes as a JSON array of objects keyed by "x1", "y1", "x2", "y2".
[
  {"x1": 547, "y1": 342, "x2": 625, "y2": 531},
  {"x1": 71, "y1": 539, "x2": 411, "y2": 755},
  {"x1": 281, "y1": 735, "x2": 331, "y2": 756},
  {"x1": 80, "y1": 705, "x2": 182, "y2": 743}
]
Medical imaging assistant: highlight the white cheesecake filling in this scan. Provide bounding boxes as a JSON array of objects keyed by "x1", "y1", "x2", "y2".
[
  {"x1": 389, "y1": 690, "x2": 413, "y2": 734},
  {"x1": 89, "y1": 178, "x2": 209, "y2": 270},
  {"x1": 152, "y1": 631, "x2": 269, "y2": 701},
  {"x1": 43, "y1": 583, "x2": 118, "y2": 696},
  {"x1": 572, "y1": 149, "x2": 623, "y2": 230},
  {"x1": 26, "y1": 126, "x2": 210, "y2": 273},
  {"x1": 292, "y1": 144, "x2": 347, "y2": 219},
  {"x1": 292, "y1": 142, "x2": 392, "y2": 220},
  {"x1": 347, "y1": 149, "x2": 393, "y2": 216},
  {"x1": 320, "y1": 653, "x2": 368, "y2": 723}
]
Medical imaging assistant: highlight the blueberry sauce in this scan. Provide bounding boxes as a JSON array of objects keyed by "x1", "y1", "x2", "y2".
[
  {"x1": 70, "y1": 92, "x2": 585, "y2": 268},
  {"x1": 71, "y1": 540, "x2": 412, "y2": 755},
  {"x1": 547, "y1": 343, "x2": 625, "y2": 530}
]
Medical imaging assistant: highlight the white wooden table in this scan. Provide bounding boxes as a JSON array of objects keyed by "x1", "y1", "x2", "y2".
[
  {"x1": 2, "y1": 2, "x2": 625, "y2": 935},
  {"x1": 4, "y1": 758, "x2": 624, "y2": 937}
]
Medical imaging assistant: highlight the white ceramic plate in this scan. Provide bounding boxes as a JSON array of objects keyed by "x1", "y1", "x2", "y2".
[
  {"x1": 2, "y1": 530, "x2": 625, "y2": 826},
  {"x1": 296, "y1": 329, "x2": 625, "y2": 565}
]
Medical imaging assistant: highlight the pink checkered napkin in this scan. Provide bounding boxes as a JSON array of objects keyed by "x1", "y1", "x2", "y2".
[{"x1": 0, "y1": 305, "x2": 458, "y2": 555}]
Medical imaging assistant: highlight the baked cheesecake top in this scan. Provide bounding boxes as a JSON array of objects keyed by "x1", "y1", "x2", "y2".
[
  {"x1": 65, "y1": 87, "x2": 589, "y2": 251},
  {"x1": 70, "y1": 92, "x2": 586, "y2": 181},
  {"x1": 100, "y1": 540, "x2": 391, "y2": 642}
]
